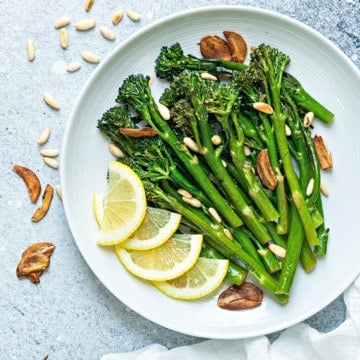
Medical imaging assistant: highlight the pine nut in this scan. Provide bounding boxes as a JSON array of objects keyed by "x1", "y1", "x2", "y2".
[
  {"x1": 285, "y1": 124, "x2": 292, "y2": 136},
  {"x1": 55, "y1": 184, "x2": 62, "y2": 200},
  {"x1": 126, "y1": 10, "x2": 141, "y2": 21},
  {"x1": 252, "y1": 102, "x2": 273, "y2": 115},
  {"x1": 27, "y1": 38, "x2": 35, "y2": 61},
  {"x1": 303, "y1": 112, "x2": 314, "y2": 128},
  {"x1": 158, "y1": 103, "x2": 171, "y2": 120},
  {"x1": 177, "y1": 188, "x2": 192, "y2": 199},
  {"x1": 38, "y1": 128, "x2": 51, "y2": 145},
  {"x1": 182, "y1": 196, "x2": 202, "y2": 208},
  {"x1": 320, "y1": 181, "x2": 329, "y2": 197},
  {"x1": 268, "y1": 243, "x2": 286, "y2": 258},
  {"x1": 54, "y1": 16, "x2": 71, "y2": 29},
  {"x1": 85, "y1": 0, "x2": 94, "y2": 12},
  {"x1": 43, "y1": 92, "x2": 61, "y2": 110},
  {"x1": 221, "y1": 159, "x2": 227, "y2": 168},
  {"x1": 40, "y1": 148, "x2": 59, "y2": 158},
  {"x1": 99, "y1": 26, "x2": 116, "y2": 41},
  {"x1": 75, "y1": 19, "x2": 96, "y2": 31},
  {"x1": 43, "y1": 157, "x2": 58, "y2": 169},
  {"x1": 82, "y1": 51, "x2": 100, "y2": 63},
  {"x1": 208, "y1": 207, "x2": 222, "y2": 223},
  {"x1": 244, "y1": 145, "x2": 251, "y2": 156},
  {"x1": 211, "y1": 134, "x2": 222, "y2": 146},
  {"x1": 108, "y1": 143, "x2": 125, "y2": 158},
  {"x1": 112, "y1": 10, "x2": 124, "y2": 25},
  {"x1": 201, "y1": 72, "x2": 218, "y2": 81},
  {"x1": 224, "y1": 228, "x2": 234, "y2": 240},
  {"x1": 66, "y1": 61, "x2": 81, "y2": 73},
  {"x1": 306, "y1": 178, "x2": 314, "y2": 196},
  {"x1": 183, "y1": 137, "x2": 199, "y2": 153},
  {"x1": 59, "y1": 28, "x2": 68, "y2": 49}
]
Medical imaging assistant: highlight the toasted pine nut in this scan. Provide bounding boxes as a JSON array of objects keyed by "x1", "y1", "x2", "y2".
[
  {"x1": 183, "y1": 137, "x2": 199, "y2": 153},
  {"x1": 40, "y1": 148, "x2": 59, "y2": 158},
  {"x1": 126, "y1": 10, "x2": 141, "y2": 21},
  {"x1": 201, "y1": 72, "x2": 218, "y2": 81},
  {"x1": 43, "y1": 157, "x2": 58, "y2": 169},
  {"x1": 252, "y1": 102, "x2": 273, "y2": 115},
  {"x1": 285, "y1": 124, "x2": 292, "y2": 136},
  {"x1": 209, "y1": 207, "x2": 222, "y2": 223},
  {"x1": 82, "y1": 51, "x2": 100, "y2": 63},
  {"x1": 54, "y1": 16, "x2": 71, "y2": 29},
  {"x1": 158, "y1": 103, "x2": 171, "y2": 120},
  {"x1": 211, "y1": 134, "x2": 222, "y2": 146},
  {"x1": 85, "y1": 0, "x2": 94, "y2": 12},
  {"x1": 320, "y1": 181, "x2": 329, "y2": 197},
  {"x1": 59, "y1": 28, "x2": 68, "y2": 49},
  {"x1": 108, "y1": 143, "x2": 125, "y2": 158},
  {"x1": 306, "y1": 178, "x2": 314, "y2": 196},
  {"x1": 38, "y1": 128, "x2": 51, "y2": 145},
  {"x1": 244, "y1": 145, "x2": 251, "y2": 156},
  {"x1": 177, "y1": 188, "x2": 192, "y2": 199},
  {"x1": 182, "y1": 196, "x2": 202, "y2": 208},
  {"x1": 43, "y1": 92, "x2": 61, "y2": 110},
  {"x1": 66, "y1": 61, "x2": 81, "y2": 72},
  {"x1": 268, "y1": 243, "x2": 286, "y2": 258},
  {"x1": 112, "y1": 10, "x2": 124, "y2": 25},
  {"x1": 75, "y1": 19, "x2": 96, "y2": 31},
  {"x1": 224, "y1": 228, "x2": 234, "y2": 240},
  {"x1": 99, "y1": 26, "x2": 116, "y2": 41},
  {"x1": 27, "y1": 38, "x2": 35, "y2": 61},
  {"x1": 55, "y1": 184, "x2": 62, "y2": 200},
  {"x1": 303, "y1": 112, "x2": 314, "y2": 128}
]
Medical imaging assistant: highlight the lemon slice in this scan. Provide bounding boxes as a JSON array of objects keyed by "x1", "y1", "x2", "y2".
[
  {"x1": 153, "y1": 257, "x2": 229, "y2": 300},
  {"x1": 121, "y1": 207, "x2": 182, "y2": 250},
  {"x1": 115, "y1": 233, "x2": 203, "y2": 281},
  {"x1": 96, "y1": 161, "x2": 147, "y2": 246},
  {"x1": 92, "y1": 192, "x2": 104, "y2": 227}
]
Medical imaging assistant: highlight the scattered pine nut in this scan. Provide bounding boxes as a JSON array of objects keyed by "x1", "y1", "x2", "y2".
[
  {"x1": 183, "y1": 137, "x2": 199, "y2": 153},
  {"x1": 99, "y1": 26, "x2": 116, "y2": 41},
  {"x1": 320, "y1": 181, "x2": 329, "y2": 197},
  {"x1": 59, "y1": 28, "x2": 68, "y2": 49},
  {"x1": 112, "y1": 10, "x2": 124, "y2": 25},
  {"x1": 208, "y1": 207, "x2": 222, "y2": 223},
  {"x1": 221, "y1": 159, "x2": 227, "y2": 168},
  {"x1": 244, "y1": 145, "x2": 251, "y2": 156},
  {"x1": 177, "y1": 188, "x2": 193, "y2": 199},
  {"x1": 40, "y1": 148, "x2": 59, "y2": 158},
  {"x1": 27, "y1": 38, "x2": 35, "y2": 61},
  {"x1": 66, "y1": 61, "x2": 81, "y2": 72},
  {"x1": 252, "y1": 102, "x2": 273, "y2": 115},
  {"x1": 268, "y1": 243, "x2": 286, "y2": 258},
  {"x1": 75, "y1": 19, "x2": 96, "y2": 31},
  {"x1": 285, "y1": 124, "x2": 292, "y2": 136},
  {"x1": 126, "y1": 10, "x2": 141, "y2": 21},
  {"x1": 43, "y1": 92, "x2": 61, "y2": 110},
  {"x1": 82, "y1": 51, "x2": 100, "y2": 63},
  {"x1": 224, "y1": 228, "x2": 234, "y2": 240},
  {"x1": 303, "y1": 112, "x2": 314, "y2": 128},
  {"x1": 85, "y1": 0, "x2": 94, "y2": 12},
  {"x1": 211, "y1": 134, "x2": 222, "y2": 146},
  {"x1": 201, "y1": 72, "x2": 218, "y2": 81},
  {"x1": 306, "y1": 178, "x2": 314, "y2": 196},
  {"x1": 43, "y1": 157, "x2": 58, "y2": 169},
  {"x1": 157, "y1": 103, "x2": 171, "y2": 120},
  {"x1": 108, "y1": 143, "x2": 125, "y2": 158},
  {"x1": 38, "y1": 128, "x2": 51, "y2": 145},
  {"x1": 54, "y1": 16, "x2": 71, "y2": 29},
  {"x1": 182, "y1": 196, "x2": 202, "y2": 208},
  {"x1": 55, "y1": 184, "x2": 62, "y2": 200}
]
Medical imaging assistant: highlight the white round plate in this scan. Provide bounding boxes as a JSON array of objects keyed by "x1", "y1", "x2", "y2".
[{"x1": 61, "y1": 6, "x2": 360, "y2": 339}]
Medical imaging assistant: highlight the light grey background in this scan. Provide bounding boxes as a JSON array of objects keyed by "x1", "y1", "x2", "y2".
[{"x1": 1, "y1": 0, "x2": 359, "y2": 359}]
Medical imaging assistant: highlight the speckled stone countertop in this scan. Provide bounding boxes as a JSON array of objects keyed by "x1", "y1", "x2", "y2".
[{"x1": 1, "y1": 0, "x2": 359, "y2": 359}]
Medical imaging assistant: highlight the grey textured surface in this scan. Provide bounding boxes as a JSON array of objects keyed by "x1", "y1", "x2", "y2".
[{"x1": 0, "y1": 0, "x2": 358, "y2": 359}]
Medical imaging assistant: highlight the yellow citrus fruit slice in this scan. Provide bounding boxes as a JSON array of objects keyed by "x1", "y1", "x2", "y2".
[
  {"x1": 115, "y1": 233, "x2": 203, "y2": 281},
  {"x1": 96, "y1": 161, "x2": 147, "y2": 246},
  {"x1": 121, "y1": 207, "x2": 182, "y2": 250},
  {"x1": 92, "y1": 192, "x2": 104, "y2": 227},
  {"x1": 153, "y1": 257, "x2": 229, "y2": 300}
]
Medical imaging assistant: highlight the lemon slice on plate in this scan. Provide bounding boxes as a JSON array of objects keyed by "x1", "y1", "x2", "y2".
[
  {"x1": 115, "y1": 233, "x2": 203, "y2": 281},
  {"x1": 153, "y1": 257, "x2": 229, "y2": 300},
  {"x1": 92, "y1": 192, "x2": 104, "y2": 227},
  {"x1": 96, "y1": 161, "x2": 147, "y2": 246},
  {"x1": 121, "y1": 207, "x2": 182, "y2": 250}
]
